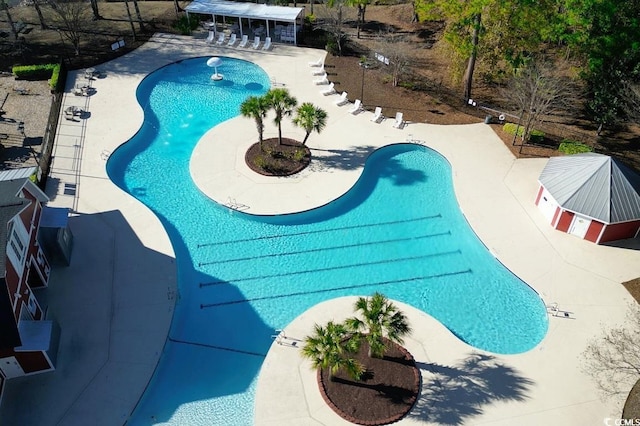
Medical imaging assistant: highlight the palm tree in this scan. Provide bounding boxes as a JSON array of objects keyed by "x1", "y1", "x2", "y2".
[
  {"x1": 293, "y1": 103, "x2": 328, "y2": 145},
  {"x1": 301, "y1": 321, "x2": 364, "y2": 382},
  {"x1": 240, "y1": 96, "x2": 270, "y2": 150},
  {"x1": 265, "y1": 88, "x2": 297, "y2": 146},
  {"x1": 345, "y1": 292, "x2": 411, "y2": 358}
]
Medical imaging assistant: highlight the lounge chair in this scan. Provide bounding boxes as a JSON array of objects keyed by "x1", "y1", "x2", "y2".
[
  {"x1": 313, "y1": 75, "x2": 329, "y2": 85},
  {"x1": 262, "y1": 37, "x2": 272, "y2": 50},
  {"x1": 320, "y1": 82, "x2": 336, "y2": 96},
  {"x1": 348, "y1": 99, "x2": 363, "y2": 114},
  {"x1": 215, "y1": 33, "x2": 225, "y2": 45},
  {"x1": 205, "y1": 31, "x2": 215, "y2": 44},
  {"x1": 335, "y1": 92, "x2": 349, "y2": 106},
  {"x1": 308, "y1": 58, "x2": 323, "y2": 67},
  {"x1": 311, "y1": 67, "x2": 325, "y2": 76},
  {"x1": 227, "y1": 33, "x2": 237, "y2": 46},
  {"x1": 251, "y1": 36, "x2": 261, "y2": 49},
  {"x1": 371, "y1": 106, "x2": 384, "y2": 123},
  {"x1": 238, "y1": 34, "x2": 249, "y2": 48},
  {"x1": 392, "y1": 112, "x2": 404, "y2": 128}
]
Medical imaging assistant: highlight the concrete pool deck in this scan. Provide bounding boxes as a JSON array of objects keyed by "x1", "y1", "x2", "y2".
[{"x1": 0, "y1": 32, "x2": 639, "y2": 425}]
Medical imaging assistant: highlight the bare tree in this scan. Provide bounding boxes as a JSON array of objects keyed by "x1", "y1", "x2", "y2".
[
  {"x1": 131, "y1": 0, "x2": 144, "y2": 31},
  {"x1": 374, "y1": 31, "x2": 411, "y2": 87},
  {"x1": 1, "y1": 0, "x2": 19, "y2": 41},
  {"x1": 316, "y1": 0, "x2": 353, "y2": 56},
  {"x1": 47, "y1": 0, "x2": 92, "y2": 55},
  {"x1": 88, "y1": 0, "x2": 101, "y2": 20},
  {"x1": 582, "y1": 303, "x2": 640, "y2": 399},
  {"x1": 503, "y1": 59, "x2": 575, "y2": 143},
  {"x1": 622, "y1": 80, "x2": 640, "y2": 124},
  {"x1": 123, "y1": 0, "x2": 137, "y2": 41},
  {"x1": 32, "y1": 0, "x2": 48, "y2": 29}
]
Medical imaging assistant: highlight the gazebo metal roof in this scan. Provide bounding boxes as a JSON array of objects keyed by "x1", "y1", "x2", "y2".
[
  {"x1": 539, "y1": 153, "x2": 640, "y2": 224},
  {"x1": 185, "y1": 0, "x2": 303, "y2": 23}
]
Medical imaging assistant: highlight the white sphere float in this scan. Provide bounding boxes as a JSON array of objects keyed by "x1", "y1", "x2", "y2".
[{"x1": 207, "y1": 56, "x2": 223, "y2": 81}]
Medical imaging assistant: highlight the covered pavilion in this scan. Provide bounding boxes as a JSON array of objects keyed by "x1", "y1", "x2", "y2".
[{"x1": 185, "y1": 0, "x2": 304, "y2": 45}]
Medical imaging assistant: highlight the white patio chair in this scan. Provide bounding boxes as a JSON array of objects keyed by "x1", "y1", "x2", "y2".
[
  {"x1": 371, "y1": 106, "x2": 384, "y2": 123},
  {"x1": 313, "y1": 75, "x2": 329, "y2": 85},
  {"x1": 392, "y1": 112, "x2": 405, "y2": 128},
  {"x1": 227, "y1": 33, "x2": 237, "y2": 46},
  {"x1": 238, "y1": 34, "x2": 249, "y2": 48},
  {"x1": 251, "y1": 36, "x2": 261, "y2": 49},
  {"x1": 308, "y1": 58, "x2": 323, "y2": 67},
  {"x1": 215, "y1": 33, "x2": 225, "y2": 45},
  {"x1": 205, "y1": 31, "x2": 215, "y2": 44},
  {"x1": 262, "y1": 37, "x2": 272, "y2": 50},
  {"x1": 348, "y1": 99, "x2": 363, "y2": 114},
  {"x1": 311, "y1": 67, "x2": 325, "y2": 76},
  {"x1": 335, "y1": 92, "x2": 349, "y2": 106},
  {"x1": 320, "y1": 82, "x2": 336, "y2": 95}
]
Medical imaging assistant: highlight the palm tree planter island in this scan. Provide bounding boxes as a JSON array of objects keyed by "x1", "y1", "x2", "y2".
[
  {"x1": 241, "y1": 88, "x2": 327, "y2": 177},
  {"x1": 301, "y1": 294, "x2": 421, "y2": 425}
]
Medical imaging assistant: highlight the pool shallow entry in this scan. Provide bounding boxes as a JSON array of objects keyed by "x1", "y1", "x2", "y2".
[{"x1": 107, "y1": 58, "x2": 547, "y2": 425}]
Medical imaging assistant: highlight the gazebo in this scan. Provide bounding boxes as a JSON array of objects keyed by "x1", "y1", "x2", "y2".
[
  {"x1": 185, "y1": 0, "x2": 304, "y2": 45},
  {"x1": 535, "y1": 153, "x2": 640, "y2": 244}
]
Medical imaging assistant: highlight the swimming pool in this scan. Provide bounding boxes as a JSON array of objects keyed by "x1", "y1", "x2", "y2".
[{"x1": 107, "y1": 57, "x2": 548, "y2": 425}]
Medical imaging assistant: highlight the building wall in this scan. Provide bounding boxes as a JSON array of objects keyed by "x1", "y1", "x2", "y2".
[
  {"x1": 599, "y1": 221, "x2": 640, "y2": 244},
  {"x1": 585, "y1": 221, "x2": 604, "y2": 243},
  {"x1": 2, "y1": 182, "x2": 52, "y2": 378},
  {"x1": 557, "y1": 210, "x2": 574, "y2": 233},
  {"x1": 15, "y1": 351, "x2": 51, "y2": 374}
]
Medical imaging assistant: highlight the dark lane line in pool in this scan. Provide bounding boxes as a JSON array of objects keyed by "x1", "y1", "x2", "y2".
[
  {"x1": 168, "y1": 338, "x2": 266, "y2": 358},
  {"x1": 195, "y1": 215, "x2": 442, "y2": 248},
  {"x1": 197, "y1": 231, "x2": 451, "y2": 266},
  {"x1": 198, "y1": 250, "x2": 463, "y2": 288},
  {"x1": 199, "y1": 269, "x2": 473, "y2": 309}
]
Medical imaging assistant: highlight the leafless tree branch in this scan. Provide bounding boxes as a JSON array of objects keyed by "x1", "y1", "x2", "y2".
[{"x1": 582, "y1": 303, "x2": 640, "y2": 399}]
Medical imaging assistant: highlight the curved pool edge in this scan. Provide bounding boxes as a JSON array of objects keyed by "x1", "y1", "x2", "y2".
[
  {"x1": 254, "y1": 297, "x2": 504, "y2": 426},
  {"x1": 190, "y1": 116, "x2": 493, "y2": 215}
]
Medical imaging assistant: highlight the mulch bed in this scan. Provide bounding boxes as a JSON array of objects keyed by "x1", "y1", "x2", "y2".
[
  {"x1": 623, "y1": 378, "x2": 640, "y2": 420},
  {"x1": 623, "y1": 278, "x2": 640, "y2": 304},
  {"x1": 244, "y1": 137, "x2": 311, "y2": 176},
  {"x1": 318, "y1": 339, "x2": 420, "y2": 425}
]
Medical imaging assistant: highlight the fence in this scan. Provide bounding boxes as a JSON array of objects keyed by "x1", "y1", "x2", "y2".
[{"x1": 36, "y1": 59, "x2": 67, "y2": 192}]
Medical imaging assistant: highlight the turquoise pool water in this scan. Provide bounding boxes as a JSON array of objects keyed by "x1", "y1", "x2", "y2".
[{"x1": 107, "y1": 57, "x2": 548, "y2": 425}]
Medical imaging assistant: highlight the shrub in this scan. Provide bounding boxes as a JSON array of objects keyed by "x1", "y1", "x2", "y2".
[
  {"x1": 325, "y1": 38, "x2": 339, "y2": 56},
  {"x1": 291, "y1": 148, "x2": 306, "y2": 161},
  {"x1": 399, "y1": 81, "x2": 415, "y2": 90},
  {"x1": 12, "y1": 63, "x2": 61, "y2": 91},
  {"x1": 529, "y1": 130, "x2": 545, "y2": 144},
  {"x1": 503, "y1": 123, "x2": 545, "y2": 143},
  {"x1": 503, "y1": 122, "x2": 525, "y2": 137},
  {"x1": 13, "y1": 63, "x2": 55, "y2": 81},
  {"x1": 559, "y1": 140, "x2": 594, "y2": 154},
  {"x1": 173, "y1": 15, "x2": 200, "y2": 35},
  {"x1": 49, "y1": 64, "x2": 62, "y2": 92}
]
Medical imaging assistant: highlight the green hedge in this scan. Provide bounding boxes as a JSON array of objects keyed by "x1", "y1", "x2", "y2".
[
  {"x1": 503, "y1": 122, "x2": 545, "y2": 143},
  {"x1": 503, "y1": 122, "x2": 524, "y2": 137},
  {"x1": 558, "y1": 140, "x2": 593, "y2": 154},
  {"x1": 12, "y1": 63, "x2": 61, "y2": 91}
]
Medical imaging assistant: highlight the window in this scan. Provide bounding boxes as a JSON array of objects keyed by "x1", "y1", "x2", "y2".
[{"x1": 7, "y1": 219, "x2": 28, "y2": 275}]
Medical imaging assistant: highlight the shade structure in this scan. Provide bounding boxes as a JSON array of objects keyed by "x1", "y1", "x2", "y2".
[
  {"x1": 539, "y1": 153, "x2": 640, "y2": 224},
  {"x1": 207, "y1": 57, "x2": 223, "y2": 80},
  {"x1": 535, "y1": 153, "x2": 640, "y2": 243},
  {"x1": 185, "y1": 0, "x2": 304, "y2": 45}
]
